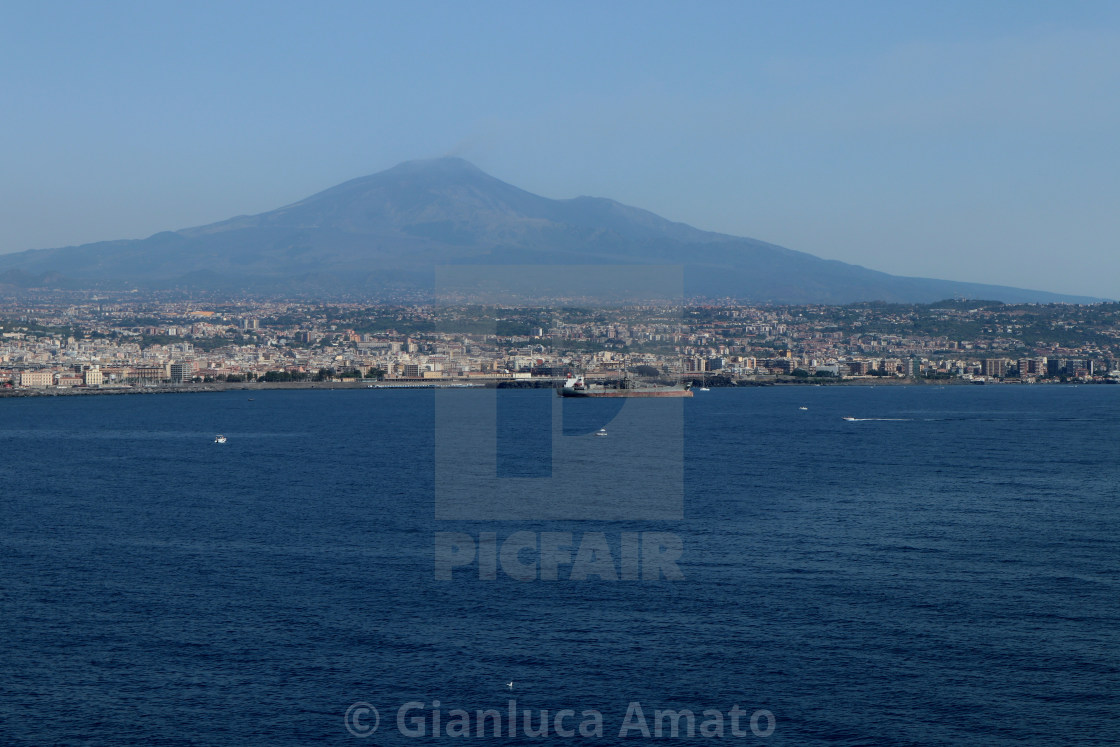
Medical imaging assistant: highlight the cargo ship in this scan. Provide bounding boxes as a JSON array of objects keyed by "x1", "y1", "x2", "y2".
[{"x1": 557, "y1": 374, "x2": 693, "y2": 398}]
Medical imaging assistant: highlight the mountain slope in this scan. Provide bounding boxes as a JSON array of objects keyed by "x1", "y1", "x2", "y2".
[{"x1": 0, "y1": 158, "x2": 1103, "y2": 303}]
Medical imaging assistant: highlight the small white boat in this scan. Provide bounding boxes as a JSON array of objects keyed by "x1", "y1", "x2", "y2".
[
  {"x1": 595, "y1": 428, "x2": 608, "y2": 437},
  {"x1": 698, "y1": 387, "x2": 710, "y2": 392},
  {"x1": 799, "y1": 406, "x2": 808, "y2": 410},
  {"x1": 214, "y1": 434, "x2": 227, "y2": 444},
  {"x1": 842, "y1": 417, "x2": 857, "y2": 422}
]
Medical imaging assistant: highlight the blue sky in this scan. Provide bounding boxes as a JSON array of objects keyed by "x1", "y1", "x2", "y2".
[{"x1": 2, "y1": 1, "x2": 1118, "y2": 297}]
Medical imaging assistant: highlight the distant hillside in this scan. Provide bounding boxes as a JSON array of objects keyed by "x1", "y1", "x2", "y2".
[{"x1": 0, "y1": 158, "x2": 1104, "y2": 303}]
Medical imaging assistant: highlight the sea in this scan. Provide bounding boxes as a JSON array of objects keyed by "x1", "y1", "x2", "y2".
[{"x1": 1, "y1": 385, "x2": 1117, "y2": 746}]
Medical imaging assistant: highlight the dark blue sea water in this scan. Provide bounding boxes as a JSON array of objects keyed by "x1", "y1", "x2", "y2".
[{"x1": 2, "y1": 386, "x2": 1118, "y2": 745}]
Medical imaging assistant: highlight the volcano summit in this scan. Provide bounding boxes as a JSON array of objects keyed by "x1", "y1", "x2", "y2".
[{"x1": 0, "y1": 158, "x2": 1101, "y2": 303}]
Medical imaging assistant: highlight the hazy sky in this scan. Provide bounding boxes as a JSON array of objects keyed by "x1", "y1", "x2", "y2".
[{"x1": 3, "y1": 1, "x2": 1118, "y2": 297}]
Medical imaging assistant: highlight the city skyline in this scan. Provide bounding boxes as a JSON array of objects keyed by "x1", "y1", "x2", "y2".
[{"x1": 2, "y1": 296, "x2": 1117, "y2": 392}]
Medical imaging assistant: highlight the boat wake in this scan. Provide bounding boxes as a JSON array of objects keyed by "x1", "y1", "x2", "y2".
[{"x1": 842, "y1": 417, "x2": 912, "y2": 422}]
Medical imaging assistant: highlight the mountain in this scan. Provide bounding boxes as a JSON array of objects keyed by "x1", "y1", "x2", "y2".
[{"x1": 0, "y1": 158, "x2": 1103, "y2": 303}]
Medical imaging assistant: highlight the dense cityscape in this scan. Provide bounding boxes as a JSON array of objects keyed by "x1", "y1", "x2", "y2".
[{"x1": 3, "y1": 294, "x2": 1118, "y2": 390}]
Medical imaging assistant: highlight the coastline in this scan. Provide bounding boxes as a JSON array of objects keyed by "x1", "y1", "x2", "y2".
[
  {"x1": 1, "y1": 376, "x2": 1110, "y2": 398},
  {"x1": 0, "y1": 381, "x2": 383, "y2": 398}
]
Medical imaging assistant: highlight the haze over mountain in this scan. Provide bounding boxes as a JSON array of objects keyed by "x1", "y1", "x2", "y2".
[{"x1": 0, "y1": 158, "x2": 1102, "y2": 303}]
